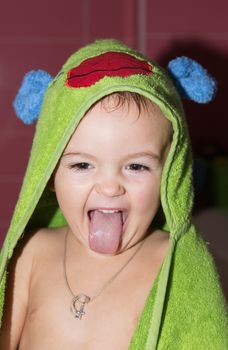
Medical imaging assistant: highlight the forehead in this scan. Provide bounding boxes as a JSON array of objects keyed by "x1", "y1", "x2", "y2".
[{"x1": 64, "y1": 95, "x2": 172, "y2": 153}]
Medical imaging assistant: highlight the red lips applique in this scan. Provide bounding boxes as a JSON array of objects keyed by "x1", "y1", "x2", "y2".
[{"x1": 66, "y1": 52, "x2": 153, "y2": 88}]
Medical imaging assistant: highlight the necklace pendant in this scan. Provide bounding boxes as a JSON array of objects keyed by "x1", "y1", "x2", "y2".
[{"x1": 71, "y1": 294, "x2": 91, "y2": 320}]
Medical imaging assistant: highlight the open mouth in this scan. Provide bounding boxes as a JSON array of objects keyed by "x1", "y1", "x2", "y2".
[
  {"x1": 87, "y1": 209, "x2": 128, "y2": 228},
  {"x1": 87, "y1": 209, "x2": 129, "y2": 254}
]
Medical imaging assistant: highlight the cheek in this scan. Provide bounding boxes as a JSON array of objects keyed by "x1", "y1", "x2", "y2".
[
  {"x1": 135, "y1": 191, "x2": 149, "y2": 205},
  {"x1": 133, "y1": 178, "x2": 161, "y2": 208},
  {"x1": 54, "y1": 173, "x2": 92, "y2": 209}
]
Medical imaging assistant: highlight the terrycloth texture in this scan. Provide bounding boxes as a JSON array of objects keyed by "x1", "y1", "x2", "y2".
[
  {"x1": 129, "y1": 227, "x2": 228, "y2": 349},
  {"x1": 167, "y1": 57, "x2": 217, "y2": 103},
  {"x1": 13, "y1": 70, "x2": 53, "y2": 124},
  {"x1": 0, "y1": 39, "x2": 227, "y2": 349}
]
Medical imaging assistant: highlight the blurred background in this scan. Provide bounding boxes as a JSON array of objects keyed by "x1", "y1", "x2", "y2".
[{"x1": 0, "y1": 0, "x2": 227, "y2": 298}]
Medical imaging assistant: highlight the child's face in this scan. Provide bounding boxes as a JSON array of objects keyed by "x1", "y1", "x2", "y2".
[{"x1": 54, "y1": 96, "x2": 171, "y2": 255}]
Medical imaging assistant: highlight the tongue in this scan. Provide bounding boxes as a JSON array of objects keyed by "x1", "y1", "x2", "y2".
[{"x1": 89, "y1": 210, "x2": 123, "y2": 254}]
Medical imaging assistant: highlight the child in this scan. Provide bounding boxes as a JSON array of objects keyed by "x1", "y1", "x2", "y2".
[{"x1": 0, "y1": 39, "x2": 227, "y2": 349}]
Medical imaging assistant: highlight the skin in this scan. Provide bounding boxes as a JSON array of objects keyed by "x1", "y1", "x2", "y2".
[
  {"x1": 54, "y1": 96, "x2": 172, "y2": 257},
  {"x1": 0, "y1": 95, "x2": 172, "y2": 349}
]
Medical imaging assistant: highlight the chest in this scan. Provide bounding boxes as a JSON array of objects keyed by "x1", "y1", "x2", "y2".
[{"x1": 20, "y1": 258, "x2": 156, "y2": 349}]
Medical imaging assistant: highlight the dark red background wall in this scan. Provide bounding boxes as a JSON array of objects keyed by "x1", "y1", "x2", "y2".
[{"x1": 0, "y1": 1, "x2": 228, "y2": 295}]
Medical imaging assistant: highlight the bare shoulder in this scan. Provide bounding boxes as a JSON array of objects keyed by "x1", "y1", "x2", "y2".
[
  {"x1": 25, "y1": 226, "x2": 66, "y2": 254},
  {"x1": 11, "y1": 226, "x2": 66, "y2": 263},
  {"x1": 0, "y1": 226, "x2": 66, "y2": 349},
  {"x1": 28, "y1": 226, "x2": 68, "y2": 268}
]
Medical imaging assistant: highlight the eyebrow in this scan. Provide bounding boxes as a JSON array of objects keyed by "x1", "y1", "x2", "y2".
[{"x1": 62, "y1": 151, "x2": 160, "y2": 161}]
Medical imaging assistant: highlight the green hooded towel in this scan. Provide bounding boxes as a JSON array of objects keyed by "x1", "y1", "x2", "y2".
[{"x1": 0, "y1": 39, "x2": 228, "y2": 349}]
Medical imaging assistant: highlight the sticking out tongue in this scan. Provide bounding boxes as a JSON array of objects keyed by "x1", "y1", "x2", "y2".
[{"x1": 89, "y1": 210, "x2": 123, "y2": 254}]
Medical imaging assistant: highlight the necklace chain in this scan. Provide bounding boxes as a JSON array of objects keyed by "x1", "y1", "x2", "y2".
[{"x1": 63, "y1": 227, "x2": 145, "y2": 319}]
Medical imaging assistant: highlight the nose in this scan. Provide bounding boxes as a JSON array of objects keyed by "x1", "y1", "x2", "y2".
[{"x1": 95, "y1": 173, "x2": 125, "y2": 197}]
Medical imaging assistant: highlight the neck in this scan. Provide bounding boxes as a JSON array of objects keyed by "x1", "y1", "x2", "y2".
[{"x1": 67, "y1": 227, "x2": 149, "y2": 264}]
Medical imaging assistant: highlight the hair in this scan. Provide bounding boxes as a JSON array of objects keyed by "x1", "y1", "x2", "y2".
[
  {"x1": 86, "y1": 91, "x2": 158, "y2": 122},
  {"x1": 99, "y1": 92, "x2": 173, "y2": 144},
  {"x1": 99, "y1": 91, "x2": 155, "y2": 116}
]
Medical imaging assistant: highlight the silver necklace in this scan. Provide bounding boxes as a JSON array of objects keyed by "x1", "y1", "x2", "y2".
[{"x1": 63, "y1": 227, "x2": 145, "y2": 320}]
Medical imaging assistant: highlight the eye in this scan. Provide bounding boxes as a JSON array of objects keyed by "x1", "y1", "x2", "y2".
[
  {"x1": 126, "y1": 163, "x2": 150, "y2": 172},
  {"x1": 69, "y1": 162, "x2": 93, "y2": 172}
]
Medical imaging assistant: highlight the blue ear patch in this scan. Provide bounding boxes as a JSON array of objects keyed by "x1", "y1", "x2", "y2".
[
  {"x1": 167, "y1": 57, "x2": 217, "y2": 103},
  {"x1": 13, "y1": 70, "x2": 53, "y2": 124}
]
